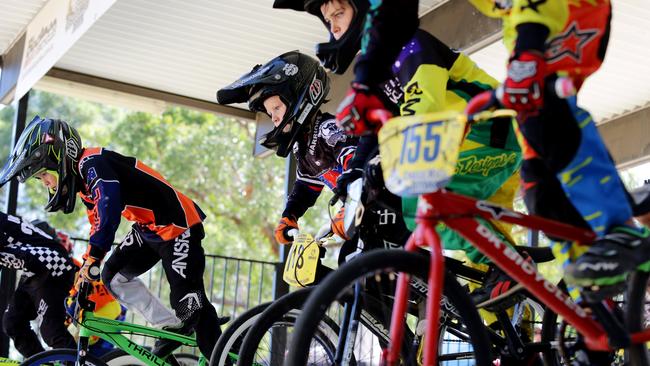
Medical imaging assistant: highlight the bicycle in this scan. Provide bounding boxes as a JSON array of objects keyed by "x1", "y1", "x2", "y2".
[
  {"x1": 22, "y1": 280, "x2": 222, "y2": 366},
  {"x1": 287, "y1": 92, "x2": 650, "y2": 365},
  {"x1": 240, "y1": 176, "x2": 536, "y2": 365},
  {"x1": 208, "y1": 232, "x2": 345, "y2": 366}
]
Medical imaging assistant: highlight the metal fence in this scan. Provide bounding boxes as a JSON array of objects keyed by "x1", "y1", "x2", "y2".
[
  {"x1": 65, "y1": 236, "x2": 544, "y2": 363},
  {"x1": 68, "y1": 238, "x2": 281, "y2": 350}
]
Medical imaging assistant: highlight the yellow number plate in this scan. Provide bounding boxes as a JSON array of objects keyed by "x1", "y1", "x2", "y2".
[
  {"x1": 0, "y1": 358, "x2": 19, "y2": 366},
  {"x1": 283, "y1": 233, "x2": 320, "y2": 287},
  {"x1": 378, "y1": 111, "x2": 466, "y2": 197}
]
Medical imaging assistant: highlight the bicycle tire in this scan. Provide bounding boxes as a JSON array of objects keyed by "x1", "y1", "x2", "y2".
[
  {"x1": 102, "y1": 349, "x2": 199, "y2": 366},
  {"x1": 22, "y1": 348, "x2": 109, "y2": 366},
  {"x1": 236, "y1": 287, "x2": 340, "y2": 366},
  {"x1": 625, "y1": 270, "x2": 650, "y2": 365},
  {"x1": 209, "y1": 302, "x2": 270, "y2": 366},
  {"x1": 285, "y1": 249, "x2": 492, "y2": 366}
]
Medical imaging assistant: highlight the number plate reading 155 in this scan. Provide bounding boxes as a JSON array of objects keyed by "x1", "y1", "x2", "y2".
[
  {"x1": 283, "y1": 233, "x2": 320, "y2": 287},
  {"x1": 378, "y1": 111, "x2": 466, "y2": 197}
]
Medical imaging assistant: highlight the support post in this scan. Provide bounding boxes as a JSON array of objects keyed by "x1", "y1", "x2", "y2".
[
  {"x1": 0, "y1": 91, "x2": 29, "y2": 356},
  {"x1": 270, "y1": 155, "x2": 296, "y2": 365}
]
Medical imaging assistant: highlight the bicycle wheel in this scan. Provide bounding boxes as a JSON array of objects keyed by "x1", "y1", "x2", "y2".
[
  {"x1": 237, "y1": 287, "x2": 339, "y2": 366},
  {"x1": 102, "y1": 349, "x2": 199, "y2": 366},
  {"x1": 285, "y1": 249, "x2": 492, "y2": 366},
  {"x1": 541, "y1": 281, "x2": 628, "y2": 365},
  {"x1": 626, "y1": 270, "x2": 650, "y2": 365},
  {"x1": 22, "y1": 349, "x2": 109, "y2": 366},
  {"x1": 540, "y1": 294, "x2": 580, "y2": 365},
  {"x1": 210, "y1": 302, "x2": 271, "y2": 366}
]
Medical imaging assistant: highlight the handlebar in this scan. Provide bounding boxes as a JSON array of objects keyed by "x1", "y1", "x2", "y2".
[
  {"x1": 467, "y1": 77, "x2": 576, "y2": 116},
  {"x1": 287, "y1": 228, "x2": 299, "y2": 239},
  {"x1": 76, "y1": 280, "x2": 96, "y2": 312},
  {"x1": 367, "y1": 109, "x2": 393, "y2": 126}
]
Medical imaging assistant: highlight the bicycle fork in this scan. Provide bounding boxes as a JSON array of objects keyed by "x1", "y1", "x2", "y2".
[
  {"x1": 385, "y1": 222, "x2": 445, "y2": 366},
  {"x1": 335, "y1": 282, "x2": 364, "y2": 366},
  {"x1": 76, "y1": 335, "x2": 90, "y2": 366}
]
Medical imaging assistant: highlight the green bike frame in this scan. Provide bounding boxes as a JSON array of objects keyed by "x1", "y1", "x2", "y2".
[{"x1": 77, "y1": 310, "x2": 205, "y2": 366}]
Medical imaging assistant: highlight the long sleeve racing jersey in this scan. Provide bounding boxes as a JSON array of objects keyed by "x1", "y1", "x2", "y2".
[
  {"x1": 0, "y1": 212, "x2": 75, "y2": 279},
  {"x1": 77, "y1": 148, "x2": 206, "y2": 258},
  {"x1": 282, "y1": 112, "x2": 357, "y2": 219},
  {"x1": 471, "y1": 0, "x2": 611, "y2": 88}
]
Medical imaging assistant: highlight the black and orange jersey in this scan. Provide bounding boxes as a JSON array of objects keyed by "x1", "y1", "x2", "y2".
[{"x1": 77, "y1": 147, "x2": 206, "y2": 256}]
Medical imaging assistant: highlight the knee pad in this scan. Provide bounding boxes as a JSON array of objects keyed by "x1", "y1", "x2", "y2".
[{"x1": 174, "y1": 291, "x2": 208, "y2": 322}]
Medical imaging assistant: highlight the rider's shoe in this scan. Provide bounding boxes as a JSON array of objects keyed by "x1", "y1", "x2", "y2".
[
  {"x1": 152, "y1": 321, "x2": 195, "y2": 358},
  {"x1": 471, "y1": 265, "x2": 524, "y2": 312},
  {"x1": 564, "y1": 226, "x2": 650, "y2": 288}
]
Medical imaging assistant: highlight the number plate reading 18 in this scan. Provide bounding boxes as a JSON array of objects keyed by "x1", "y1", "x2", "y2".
[
  {"x1": 283, "y1": 233, "x2": 320, "y2": 287},
  {"x1": 378, "y1": 111, "x2": 466, "y2": 197}
]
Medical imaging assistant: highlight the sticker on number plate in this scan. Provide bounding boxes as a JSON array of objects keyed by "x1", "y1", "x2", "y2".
[
  {"x1": 283, "y1": 233, "x2": 320, "y2": 287},
  {"x1": 378, "y1": 111, "x2": 466, "y2": 197}
]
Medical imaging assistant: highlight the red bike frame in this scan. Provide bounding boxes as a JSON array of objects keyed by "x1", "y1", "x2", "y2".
[{"x1": 384, "y1": 189, "x2": 650, "y2": 365}]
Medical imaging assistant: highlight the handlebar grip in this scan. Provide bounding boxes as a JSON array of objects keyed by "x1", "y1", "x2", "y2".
[
  {"x1": 287, "y1": 229, "x2": 299, "y2": 239},
  {"x1": 471, "y1": 77, "x2": 577, "y2": 116},
  {"x1": 366, "y1": 109, "x2": 393, "y2": 125}
]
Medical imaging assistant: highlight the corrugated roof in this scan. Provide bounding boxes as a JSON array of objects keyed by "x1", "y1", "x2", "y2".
[
  {"x1": 2, "y1": 0, "x2": 648, "y2": 125},
  {"x1": 469, "y1": 0, "x2": 650, "y2": 123},
  {"x1": 52, "y1": 0, "x2": 445, "y2": 107},
  {"x1": 0, "y1": 0, "x2": 46, "y2": 53}
]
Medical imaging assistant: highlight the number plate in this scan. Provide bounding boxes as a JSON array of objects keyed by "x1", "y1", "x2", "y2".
[
  {"x1": 378, "y1": 111, "x2": 466, "y2": 197},
  {"x1": 283, "y1": 233, "x2": 320, "y2": 287}
]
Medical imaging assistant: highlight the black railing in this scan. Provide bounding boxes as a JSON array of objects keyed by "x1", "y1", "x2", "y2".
[{"x1": 69, "y1": 238, "x2": 281, "y2": 350}]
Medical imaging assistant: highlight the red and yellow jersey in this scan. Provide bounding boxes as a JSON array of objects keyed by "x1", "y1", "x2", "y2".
[
  {"x1": 78, "y1": 148, "x2": 205, "y2": 254},
  {"x1": 470, "y1": 0, "x2": 611, "y2": 88}
]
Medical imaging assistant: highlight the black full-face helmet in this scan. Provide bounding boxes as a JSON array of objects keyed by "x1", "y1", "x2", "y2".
[
  {"x1": 273, "y1": 0, "x2": 369, "y2": 74},
  {"x1": 0, "y1": 116, "x2": 83, "y2": 213},
  {"x1": 217, "y1": 51, "x2": 330, "y2": 157}
]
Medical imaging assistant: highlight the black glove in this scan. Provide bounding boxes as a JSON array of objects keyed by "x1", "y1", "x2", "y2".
[{"x1": 333, "y1": 168, "x2": 364, "y2": 201}]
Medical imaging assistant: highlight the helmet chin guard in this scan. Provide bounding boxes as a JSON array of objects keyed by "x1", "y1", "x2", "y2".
[
  {"x1": 0, "y1": 116, "x2": 82, "y2": 213},
  {"x1": 273, "y1": 0, "x2": 370, "y2": 74},
  {"x1": 217, "y1": 51, "x2": 330, "y2": 157}
]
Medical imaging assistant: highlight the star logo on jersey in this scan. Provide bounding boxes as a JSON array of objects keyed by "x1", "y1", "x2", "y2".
[{"x1": 546, "y1": 21, "x2": 599, "y2": 63}]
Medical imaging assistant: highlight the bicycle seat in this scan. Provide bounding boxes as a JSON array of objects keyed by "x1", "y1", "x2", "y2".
[
  {"x1": 631, "y1": 184, "x2": 650, "y2": 216},
  {"x1": 514, "y1": 245, "x2": 554, "y2": 263}
]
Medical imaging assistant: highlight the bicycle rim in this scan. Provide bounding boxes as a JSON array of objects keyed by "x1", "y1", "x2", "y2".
[
  {"x1": 246, "y1": 314, "x2": 338, "y2": 365},
  {"x1": 285, "y1": 249, "x2": 492, "y2": 366},
  {"x1": 22, "y1": 349, "x2": 108, "y2": 366}
]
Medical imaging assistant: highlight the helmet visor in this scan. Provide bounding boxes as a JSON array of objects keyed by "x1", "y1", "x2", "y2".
[{"x1": 0, "y1": 116, "x2": 59, "y2": 186}]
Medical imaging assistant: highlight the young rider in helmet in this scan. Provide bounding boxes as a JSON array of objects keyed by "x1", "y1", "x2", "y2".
[
  {"x1": 326, "y1": 0, "x2": 650, "y2": 293},
  {"x1": 0, "y1": 116, "x2": 222, "y2": 359},
  {"x1": 217, "y1": 51, "x2": 359, "y2": 244},
  {"x1": 468, "y1": 0, "x2": 650, "y2": 291},
  {"x1": 0, "y1": 214, "x2": 76, "y2": 357},
  {"x1": 273, "y1": 0, "x2": 526, "y2": 310}
]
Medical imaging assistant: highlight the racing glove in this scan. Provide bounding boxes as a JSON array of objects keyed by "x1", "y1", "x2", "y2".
[
  {"x1": 274, "y1": 216, "x2": 298, "y2": 245},
  {"x1": 501, "y1": 50, "x2": 546, "y2": 112},
  {"x1": 76, "y1": 255, "x2": 101, "y2": 289},
  {"x1": 334, "y1": 167, "x2": 364, "y2": 200},
  {"x1": 331, "y1": 206, "x2": 350, "y2": 240},
  {"x1": 336, "y1": 83, "x2": 390, "y2": 136}
]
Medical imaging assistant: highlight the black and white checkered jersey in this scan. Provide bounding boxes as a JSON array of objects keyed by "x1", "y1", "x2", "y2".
[{"x1": 0, "y1": 212, "x2": 75, "y2": 278}]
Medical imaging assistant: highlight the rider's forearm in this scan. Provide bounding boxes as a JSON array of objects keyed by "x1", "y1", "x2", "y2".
[{"x1": 353, "y1": 0, "x2": 419, "y2": 87}]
